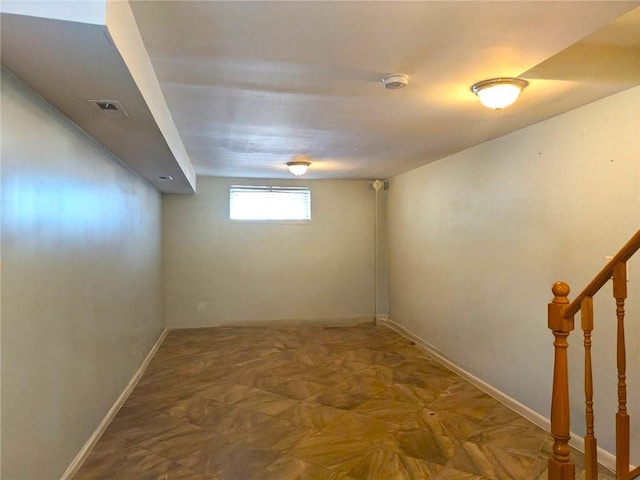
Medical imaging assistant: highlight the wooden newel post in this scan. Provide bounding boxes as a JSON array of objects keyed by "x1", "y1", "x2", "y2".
[{"x1": 548, "y1": 281, "x2": 575, "y2": 480}]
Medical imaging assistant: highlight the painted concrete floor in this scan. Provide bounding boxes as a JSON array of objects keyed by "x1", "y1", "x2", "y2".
[{"x1": 73, "y1": 324, "x2": 613, "y2": 479}]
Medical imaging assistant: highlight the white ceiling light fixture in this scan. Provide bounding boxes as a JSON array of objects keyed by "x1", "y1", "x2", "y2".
[
  {"x1": 286, "y1": 157, "x2": 312, "y2": 176},
  {"x1": 382, "y1": 73, "x2": 408, "y2": 90},
  {"x1": 471, "y1": 78, "x2": 529, "y2": 110}
]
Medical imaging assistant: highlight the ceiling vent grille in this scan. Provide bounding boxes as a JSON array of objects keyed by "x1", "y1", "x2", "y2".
[{"x1": 88, "y1": 99, "x2": 129, "y2": 118}]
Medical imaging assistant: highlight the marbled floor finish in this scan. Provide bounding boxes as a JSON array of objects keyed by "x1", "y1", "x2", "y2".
[{"x1": 73, "y1": 325, "x2": 615, "y2": 480}]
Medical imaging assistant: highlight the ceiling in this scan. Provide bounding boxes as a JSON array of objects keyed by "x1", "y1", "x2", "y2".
[
  {"x1": 1, "y1": 13, "x2": 196, "y2": 194},
  {"x1": 2, "y1": 1, "x2": 640, "y2": 190},
  {"x1": 129, "y1": 1, "x2": 640, "y2": 180}
]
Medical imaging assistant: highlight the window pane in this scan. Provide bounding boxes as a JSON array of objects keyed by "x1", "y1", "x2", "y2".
[{"x1": 230, "y1": 186, "x2": 311, "y2": 221}]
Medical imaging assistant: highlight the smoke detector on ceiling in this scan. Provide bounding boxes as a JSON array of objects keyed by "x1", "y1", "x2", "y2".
[{"x1": 382, "y1": 73, "x2": 408, "y2": 90}]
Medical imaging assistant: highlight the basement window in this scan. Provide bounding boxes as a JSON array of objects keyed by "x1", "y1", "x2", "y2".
[{"x1": 229, "y1": 185, "x2": 311, "y2": 221}]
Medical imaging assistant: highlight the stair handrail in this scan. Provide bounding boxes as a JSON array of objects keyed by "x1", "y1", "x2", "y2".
[
  {"x1": 564, "y1": 229, "x2": 640, "y2": 318},
  {"x1": 548, "y1": 228, "x2": 640, "y2": 480}
]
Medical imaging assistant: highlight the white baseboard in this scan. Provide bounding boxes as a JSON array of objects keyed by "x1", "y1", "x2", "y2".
[
  {"x1": 60, "y1": 328, "x2": 168, "y2": 480},
  {"x1": 168, "y1": 316, "x2": 376, "y2": 329},
  {"x1": 379, "y1": 318, "x2": 618, "y2": 473}
]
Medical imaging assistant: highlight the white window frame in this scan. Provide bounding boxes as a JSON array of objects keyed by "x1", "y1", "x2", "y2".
[{"x1": 229, "y1": 185, "x2": 311, "y2": 222}]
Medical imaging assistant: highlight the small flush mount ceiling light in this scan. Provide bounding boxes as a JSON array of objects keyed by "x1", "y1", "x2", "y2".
[
  {"x1": 286, "y1": 156, "x2": 312, "y2": 176},
  {"x1": 157, "y1": 175, "x2": 173, "y2": 181},
  {"x1": 471, "y1": 77, "x2": 529, "y2": 110},
  {"x1": 382, "y1": 73, "x2": 408, "y2": 90}
]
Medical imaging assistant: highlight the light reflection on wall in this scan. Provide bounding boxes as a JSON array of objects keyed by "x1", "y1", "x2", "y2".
[
  {"x1": 5, "y1": 176, "x2": 130, "y2": 238},
  {"x1": 2, "y1": 71, "x2": 132, "y2": 245}
]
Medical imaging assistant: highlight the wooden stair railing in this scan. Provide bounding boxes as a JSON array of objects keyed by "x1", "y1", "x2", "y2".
[{"x1": 548, "y1": 229, "x2": 640, "y2": 480}]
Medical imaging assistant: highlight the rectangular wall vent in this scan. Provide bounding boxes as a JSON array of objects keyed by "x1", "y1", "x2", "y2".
[{"x1": 87, "y1": 99, "x2": 129, "y2": 118}]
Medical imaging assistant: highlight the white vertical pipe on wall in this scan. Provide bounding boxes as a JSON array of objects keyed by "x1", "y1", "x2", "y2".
[
  {"x1": 373, "y1": 179, "x2": 390, "y2": 321},
  {"x1": 373, "y1": 180, "x2": 382, "y2": 319}
]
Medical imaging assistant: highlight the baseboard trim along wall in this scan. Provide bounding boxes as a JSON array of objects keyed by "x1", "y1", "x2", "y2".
[
  {"x1": 379, "y1": 318, "x2": 618, "y2": 473},
  {"x1": 60, "y1": 329, "x2": 168, "y2": 480},
  {"x1": 169, "y1": 316, "x2": 376, "y2": 329}
]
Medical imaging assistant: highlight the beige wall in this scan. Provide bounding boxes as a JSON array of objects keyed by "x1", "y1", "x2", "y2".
[
  {"x1": 163, "y1": 177, "x2": 375, "y2": 327},
  {"x1": 388, "y1": 86, "x2": 640, "y2": 459},
  {"x1": 1, "y1": 70, "x2": 164, "y2": 478}
]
